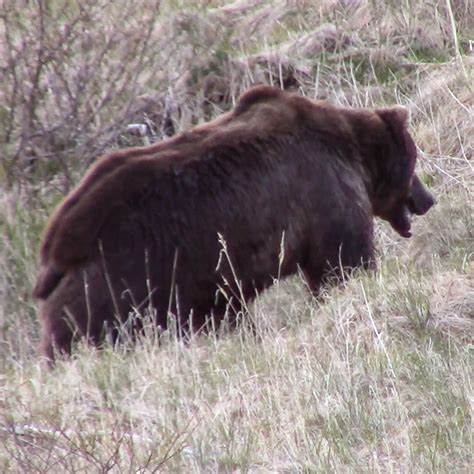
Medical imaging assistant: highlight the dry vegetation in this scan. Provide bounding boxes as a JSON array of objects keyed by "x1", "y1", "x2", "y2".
[{"x1": 0, "y1": 0, "x2": 473, "y2": 471}]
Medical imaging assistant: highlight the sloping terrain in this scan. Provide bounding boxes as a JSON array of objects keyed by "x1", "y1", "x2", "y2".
[{"x1": 0, "y1": 1, "x2": 472, "y2": 471}]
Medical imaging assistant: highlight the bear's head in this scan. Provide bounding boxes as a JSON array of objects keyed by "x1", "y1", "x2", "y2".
[{"x1": 370, "y1": 106, "x2": 435, "y2": 237}]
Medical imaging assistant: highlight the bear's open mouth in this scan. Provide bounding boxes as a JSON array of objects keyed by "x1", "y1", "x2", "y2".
[{"x1": 389, "y1": 204, "x2": 413, "y2": 238}]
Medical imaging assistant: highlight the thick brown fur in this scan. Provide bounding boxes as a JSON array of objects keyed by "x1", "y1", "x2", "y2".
[{"x1": 34, "y1": 85, "x2": 434, "y2": 361}]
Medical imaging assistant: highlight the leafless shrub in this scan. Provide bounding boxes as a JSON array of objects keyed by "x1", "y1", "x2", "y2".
[
  {"x1": 0, "y1": 0, "x2": 162, "y2": 190},
  {"x1": 1, "y1": 413, "x2": 200, "y2": 472}
]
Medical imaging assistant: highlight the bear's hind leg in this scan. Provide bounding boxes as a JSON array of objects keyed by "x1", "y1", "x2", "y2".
[{"x1": 39, "y1": 308, "x2": 75, "y2": 364}]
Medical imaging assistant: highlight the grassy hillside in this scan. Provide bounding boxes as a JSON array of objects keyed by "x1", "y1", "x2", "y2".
[{"x1": 0, "y1": 0, "x2": 472, "y2": 471}]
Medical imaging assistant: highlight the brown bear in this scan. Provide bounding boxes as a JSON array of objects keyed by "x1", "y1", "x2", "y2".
[{"x1": 33, "y1": 85, "x2": 434, "y2": 361}]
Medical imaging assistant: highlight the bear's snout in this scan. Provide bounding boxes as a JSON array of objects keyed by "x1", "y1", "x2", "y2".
[{"x1": 408, "y1": 174, "x2": 435, "y2": 216}]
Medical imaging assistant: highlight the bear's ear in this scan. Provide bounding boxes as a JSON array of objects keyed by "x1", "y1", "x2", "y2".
[{"x1": 376, "y1": 106, "x2": 410, "y2": 131}]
